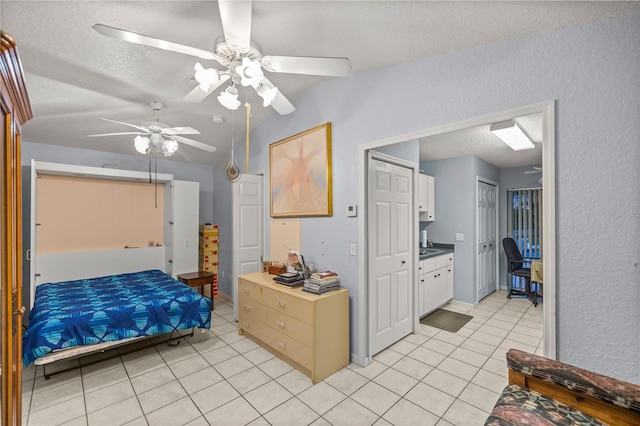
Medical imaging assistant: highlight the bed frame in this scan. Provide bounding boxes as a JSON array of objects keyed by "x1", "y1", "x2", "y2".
[
  {"x1": 28, "y1": 249, "x2": 200, "y2": 378},
  {"x1": 36, "y1": 330, "x2": 195, "y2": 380}
]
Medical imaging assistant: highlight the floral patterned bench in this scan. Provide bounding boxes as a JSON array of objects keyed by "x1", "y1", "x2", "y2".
[{"x1": 485, "y1": 349, "x2": 640, "y2": 426}]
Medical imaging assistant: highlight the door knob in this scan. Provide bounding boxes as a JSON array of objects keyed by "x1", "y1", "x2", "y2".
[
  {"x1": 401, "y1": 260, "x2": 406, "y2": 265},
  {"x1": 13, "y1": 306, "x2": 25, "y2": 316}
]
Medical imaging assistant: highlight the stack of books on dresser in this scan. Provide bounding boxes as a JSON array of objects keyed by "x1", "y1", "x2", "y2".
[
  {"x1": 303, "y1": 271, "x2": 341, "y2": 294},
  {"x1": 273, "y1": 272, "x2": 305, "y2": 287}
]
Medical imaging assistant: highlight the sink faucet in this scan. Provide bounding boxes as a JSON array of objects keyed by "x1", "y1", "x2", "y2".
[{"x1": 427, "y1": 240, "x2": 433, "y2": 248}]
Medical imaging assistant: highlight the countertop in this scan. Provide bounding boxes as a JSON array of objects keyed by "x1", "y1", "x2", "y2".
[{"x1": 419, "y1": 243, "x2": 454, "y2": 260}]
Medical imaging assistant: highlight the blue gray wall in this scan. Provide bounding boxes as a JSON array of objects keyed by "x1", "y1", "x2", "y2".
[
  {"x1": 421, "y1": 156, "x2": 500, "y2": 305},
  {"x1": 245, "y1": 13, "x2": 640, "y2": 381}
]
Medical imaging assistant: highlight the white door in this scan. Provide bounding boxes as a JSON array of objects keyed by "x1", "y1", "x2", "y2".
[
  {"x1": 232, "y1": 173, "x2": 264, "y2": 320},
  {"x1": 477, "y1": 180, "x2": 497, "y2": 301},
  {"x1": 368, "y1": 158, "x2": 413, "y2": 355}
]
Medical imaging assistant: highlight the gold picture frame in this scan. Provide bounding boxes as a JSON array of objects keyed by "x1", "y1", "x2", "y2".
[{"x1": 270, "y1": 122, "x2": 333, "y2": 217}]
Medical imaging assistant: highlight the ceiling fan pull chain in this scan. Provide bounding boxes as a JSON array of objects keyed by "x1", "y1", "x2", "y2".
[
  {"x1": 154, "y1": 157, "x2": 158, "y2": 208},
  {"x1": 245, "y1": 102, "x2": 251, "y2": 172}
]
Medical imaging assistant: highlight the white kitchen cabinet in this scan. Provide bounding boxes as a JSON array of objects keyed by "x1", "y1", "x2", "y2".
[
  {"x1": 418, "y1": 174, "x2": 435, "y2": 221},
  {"x1": 420, "y1": 252, "x2": 454, "y2": 317}
]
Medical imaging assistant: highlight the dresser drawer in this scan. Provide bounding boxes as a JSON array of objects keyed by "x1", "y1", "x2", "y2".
[
  {"x1": 261, "y1": 286, "x2": 312, "y2": 324},
  {"x1": 238, "y1": 279, "x2": 261, "y2": 302},
  {"x1": 238, "y1": 300, "x2": 259, "y2": 334},
  {"x1": 258, "y1": 323, "x2": 312, "y2": 369},
  {"x1": 260, "y1": 305, "x2": 312, "y2": 347}
]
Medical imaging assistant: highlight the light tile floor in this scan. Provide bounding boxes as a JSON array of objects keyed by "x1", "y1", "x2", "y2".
[{"x1": 21, "y1": 290, "x2": 543, "y2": 426}]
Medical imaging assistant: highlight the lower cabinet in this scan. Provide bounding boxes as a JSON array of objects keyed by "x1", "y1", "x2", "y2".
[
  {"x1": 238, "y1": 272, "x2": 349, "y2": 383},
  {"x1": 419, "y1": 253, "x2": 454, "y2": 317}
]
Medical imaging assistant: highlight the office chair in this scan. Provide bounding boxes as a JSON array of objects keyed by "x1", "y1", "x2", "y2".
[{"x1": 502, "y1": 237, "x2": 539, "y2": 306}]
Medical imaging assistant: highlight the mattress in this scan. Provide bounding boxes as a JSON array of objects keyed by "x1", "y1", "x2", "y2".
[{"x1": 23, "y1": 269, "x2": 211, "y2": 366}]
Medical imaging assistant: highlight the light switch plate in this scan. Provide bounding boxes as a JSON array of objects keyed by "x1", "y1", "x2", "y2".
[
  {"x1": 455, "y1": 233, "x2": 464, "y2": 241},
  {"x1": 350, "y1": 243, "x2": 357, "y2": 256},
  {"x1": 347, "y1": 204, "x2": 357, "y2": 217}
]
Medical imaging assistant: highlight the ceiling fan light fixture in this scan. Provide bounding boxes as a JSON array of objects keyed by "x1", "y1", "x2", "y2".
[
  {"x1": 134, "y1": 135, "x2": 151, "y2": 154},
  {"x1": 161, "y1": 139, "x2": 178, "y2": 157},
  {"x1": 218, "y1": 85, "x2": 241, "y2": 110},
  {"x1": 194, "y1": 62, "x2": 219, "y2": 92},
  {"x1": 490, "y1": 120, "x2": 535, "y2": 151},
  {"x1": 256, "y1": 81, "x2": 278, "y2": 107},
  {"x1": 237, "y1": 57, "x2": 264, "y2": 87}
]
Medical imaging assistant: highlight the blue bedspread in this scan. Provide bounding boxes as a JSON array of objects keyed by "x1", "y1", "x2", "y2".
[{"x1": 23, "y1": 269, "x2": 211, "y2": 366}]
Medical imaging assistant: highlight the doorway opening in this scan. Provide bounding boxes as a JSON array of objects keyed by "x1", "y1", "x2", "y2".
[{"x1": 357, "y1": 101, "x2": 555, "y2": 366}]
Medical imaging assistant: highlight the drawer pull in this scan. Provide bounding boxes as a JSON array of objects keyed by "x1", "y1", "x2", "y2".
[
  {"x1": 243, "y1": 304, "x2": 252, "y2": 311},
  {"x1": 277, "y1": 300, "x2": 287, "y2": 309},
  {"x1": 243, "y1": 288, "x2": 250, "y2": 295},
  {"x1": 276, "y1": 320, "x2": 286, "y2": 328},
  {"x1": 243, "y1": 322, "x2": 251, "y2": 328},
  {"x1": 277, "y1": 341, "x2": 286, "y2": 348}
]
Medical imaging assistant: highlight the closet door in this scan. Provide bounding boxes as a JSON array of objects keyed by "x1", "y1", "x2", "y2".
[
  {"x1": 477, "y1": 180, "x2": 497, "y2": 301},
  {"x1": 368, "y1": 158, "x2": 413, "y2": 355}
]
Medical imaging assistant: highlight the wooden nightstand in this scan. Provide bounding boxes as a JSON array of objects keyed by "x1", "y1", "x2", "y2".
[{"x1": 177, "y1": 271, "x2": 215, "y2": 310}]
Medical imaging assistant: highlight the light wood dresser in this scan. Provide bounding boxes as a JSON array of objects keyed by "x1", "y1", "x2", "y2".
[{"x1": 238, "y1": 272, "x2": 349, "y2": 383}]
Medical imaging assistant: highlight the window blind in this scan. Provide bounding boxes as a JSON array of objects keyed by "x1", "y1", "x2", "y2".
[{"x1": 507, "y1": 188, "x2": 542, "y2": 259}]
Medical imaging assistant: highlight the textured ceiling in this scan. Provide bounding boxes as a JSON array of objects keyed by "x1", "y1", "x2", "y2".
[
  {"x1": 420, "y1": 113, "x2": 543, "y2": 168},
  {"x1": 3, "y1": 1, "x2": 639, "y2": 166}
]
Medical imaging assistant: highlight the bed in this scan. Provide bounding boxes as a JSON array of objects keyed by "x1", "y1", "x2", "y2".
[{"x1": 23, "y1": 269, "x2": 211, "y2": 367}]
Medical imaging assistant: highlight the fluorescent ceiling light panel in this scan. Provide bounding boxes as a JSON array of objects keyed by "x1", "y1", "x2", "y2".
[{"x1": 490, "y1": 120, "x2": 535, "y2": 151}]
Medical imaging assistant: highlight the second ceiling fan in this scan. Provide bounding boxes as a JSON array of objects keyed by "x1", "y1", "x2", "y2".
[{"x1": 93, "y1": 0, "x2": 351, "y2": 115}]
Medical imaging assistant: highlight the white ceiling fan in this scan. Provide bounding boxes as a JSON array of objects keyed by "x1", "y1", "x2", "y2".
[
  {"x1": 92, "y1": 0, "x2": 351, "y2": 115},
  {"x1": 525, "y1": 166, "x2": 543, "y2": 184},
  {"x1": 87, "y1": 101, "x2": 216, "y2": 156}
]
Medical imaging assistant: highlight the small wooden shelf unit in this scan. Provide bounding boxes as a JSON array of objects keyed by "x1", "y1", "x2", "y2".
[
  {"x1": 238, "y1": 272, "x2": 349, "y2": 384},
  {"x1": 198, "y1": 224, "x2": 219, "y2": 296}
]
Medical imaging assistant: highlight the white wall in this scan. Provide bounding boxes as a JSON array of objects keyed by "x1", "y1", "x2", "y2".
[{"x1": 247, "y1": 13, "x2": 640, "y2": 381}]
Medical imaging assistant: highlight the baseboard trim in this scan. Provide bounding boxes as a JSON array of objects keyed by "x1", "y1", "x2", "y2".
[{"x1": 448, "y1": 299, "x2": 476, "y2": 310}]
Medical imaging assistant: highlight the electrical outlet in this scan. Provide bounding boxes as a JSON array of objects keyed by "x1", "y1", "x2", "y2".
[
  {"x1": 456, "y1": 233, "x2": 464, "y2": 241},
  {"x1": 350, "y1": 243, "x2": 357, "y2": 256}
]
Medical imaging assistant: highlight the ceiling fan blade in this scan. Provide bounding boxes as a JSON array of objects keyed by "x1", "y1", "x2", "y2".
[
  {"x1": 524, "y1": 170, "x2": 542, "y2": 174},
  {"x1": 183, "y1": 74, "x2": 231, "y2": 103},
  {"x1": 271, "y1": 92, "x2": 296, "y2": 115},
  {"x1": 161, "y1": 127, "x2": 200, "y2": 136},
  {"x1": 257, "y1": 77, "x2": 295, "y2": 115},
  {"x1": 262, "y1": 55, "x2": 351, "y2": 77},
  {"x1": 88, "y1": 132, "x2": 147, "y2": 137},
  {"x1": 173, "y1": 135, "x2": 217, "y2": 153},
  {"x1": 218, "y1": 0, "x2": 252, "y2": 53},
  {"x1": 93, "y1": 24, "x2": 215, "y2": 60},
  {"x1": 97, "y1": 117, "x2": 149, "y2": 132}
]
